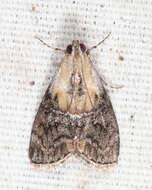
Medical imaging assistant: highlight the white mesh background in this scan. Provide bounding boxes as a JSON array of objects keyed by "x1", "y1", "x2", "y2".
[{"x1": 0, "y1": 0, "x2": 152, "y2": 189}]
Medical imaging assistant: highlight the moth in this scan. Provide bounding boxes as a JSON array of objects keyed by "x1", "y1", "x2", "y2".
[{"x1": 29, "y1": 33, "x2": 120, "y2": 168}]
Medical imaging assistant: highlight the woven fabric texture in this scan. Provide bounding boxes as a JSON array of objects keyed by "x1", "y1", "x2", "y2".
[{"x1": 0, "y1": 0, "x2": 152, "y2": 189}]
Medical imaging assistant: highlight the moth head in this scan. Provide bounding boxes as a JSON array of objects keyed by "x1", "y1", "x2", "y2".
[{"x1": 66, "y1": 40, "x2": 86, "y2": 55}]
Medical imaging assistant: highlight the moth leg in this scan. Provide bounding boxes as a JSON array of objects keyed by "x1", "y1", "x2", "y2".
[
  {"x1": 89, "y1": 55, "x2": 124, "y2": 89},
  {"x1": 99, "y1": 75, "x2": 124, "y2": 89}
]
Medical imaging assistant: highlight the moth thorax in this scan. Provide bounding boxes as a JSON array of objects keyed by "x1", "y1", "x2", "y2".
[{"x1": 71, "y1": 71, "x2": 82, "y2": 86}]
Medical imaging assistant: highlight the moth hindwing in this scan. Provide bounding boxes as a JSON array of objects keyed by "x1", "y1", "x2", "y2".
[{"x1": 29, "y1": 37, "x2": 119, "y2": 168}]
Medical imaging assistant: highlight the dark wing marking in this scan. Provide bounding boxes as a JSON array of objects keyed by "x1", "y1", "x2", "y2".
[
  {"x1": 76, "y1": 86, "x2": 119, "y2": 168},
  {"x1": 29, "y1": 84, "x2": 75, "y2": 165}
]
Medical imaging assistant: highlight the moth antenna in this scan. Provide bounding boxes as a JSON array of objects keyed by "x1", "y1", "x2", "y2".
[
  {"x1": 35, "y1": 36, "x2": 65, "y2": 53},
  {"x1": 87, "y1": 32, "x2": 111, "y2": 54}
]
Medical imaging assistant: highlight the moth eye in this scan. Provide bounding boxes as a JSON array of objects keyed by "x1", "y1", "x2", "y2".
[
  {"x1": 66, "y1": 44, "x2": 72, "y2": 54},
  {"x1": 80, "y1": 43, "x2": 86, "y2": 52}
]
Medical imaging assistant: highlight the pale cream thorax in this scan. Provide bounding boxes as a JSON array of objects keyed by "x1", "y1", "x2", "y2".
[{"x1": 50, "y1": 41, "x2": 99, "y2": 114}]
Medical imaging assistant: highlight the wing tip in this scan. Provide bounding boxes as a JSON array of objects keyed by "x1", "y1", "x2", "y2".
[
  {"x1": 75, "y1": 153, "x2": 118, "y2": 169},
  {"x1": 29, "y1": 153, "x2": 72, "y2": 168}
]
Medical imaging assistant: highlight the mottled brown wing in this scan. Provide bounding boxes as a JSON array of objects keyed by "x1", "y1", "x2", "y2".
[
  {"x1": 29, "y1": 84, "x2": 75, "y2": 165},
  {"x1": 76, "y1": 86, "x2": 119, "y2": 168}
]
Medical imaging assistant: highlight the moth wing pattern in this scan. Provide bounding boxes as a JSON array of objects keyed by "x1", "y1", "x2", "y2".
[
  {"x1": 76, "y1": 82, "x2": 119, "y2": 168},
  {"x1": 29, "y1": 38, "x2": 120, "y2": 168},
  {"x1": 29, "y1": 82, "x2": 75, "y2": 165},
  {"x1": 73, "y1": 56, "x2": 120, "y2": 168}
]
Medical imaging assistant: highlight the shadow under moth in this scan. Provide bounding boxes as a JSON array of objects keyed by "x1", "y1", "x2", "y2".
[{"x1": 29, "y1": 33, "x2": 120, "y2": 169}]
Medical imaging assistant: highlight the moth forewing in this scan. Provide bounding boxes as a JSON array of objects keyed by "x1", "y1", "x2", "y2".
[{"x1": 29, "y1": 37, "x2": 119, "y2": 168}]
